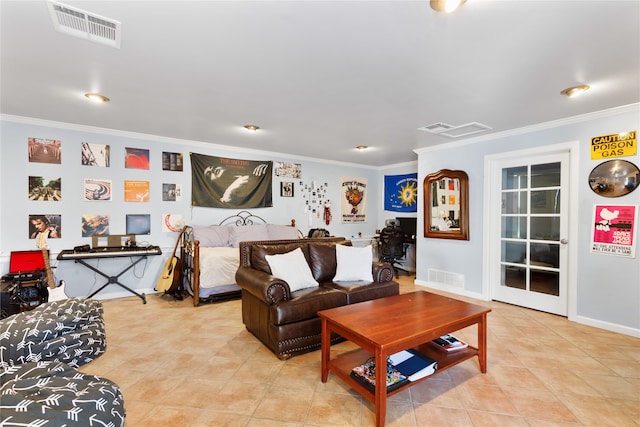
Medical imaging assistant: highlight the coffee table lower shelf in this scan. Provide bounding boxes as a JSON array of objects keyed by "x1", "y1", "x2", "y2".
[{"x1": 329, "y1": 344, "x2": 479, "y2": 400}]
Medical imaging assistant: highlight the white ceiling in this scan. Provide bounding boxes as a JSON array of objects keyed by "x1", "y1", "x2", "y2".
[{"x1": 1, "y1": 0, "x2": 639, "y2": 167}]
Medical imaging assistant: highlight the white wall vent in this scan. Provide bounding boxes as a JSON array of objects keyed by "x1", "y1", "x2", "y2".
[
  {"x1": 47, "y1": 1, "x2": 121, "y2": 48},
  {"x1": 428, "y1": 268, "x2": 465, "y2": 288}
]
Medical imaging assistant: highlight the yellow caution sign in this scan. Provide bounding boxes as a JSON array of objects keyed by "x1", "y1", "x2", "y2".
[{"x1": 591, "y1": 131, "x2": 636, "y2": 160}]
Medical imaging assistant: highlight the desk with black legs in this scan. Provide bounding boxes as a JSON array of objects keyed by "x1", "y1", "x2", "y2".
[{"x1": 57, "y1": 246, "x2": 162, "y2": 304}]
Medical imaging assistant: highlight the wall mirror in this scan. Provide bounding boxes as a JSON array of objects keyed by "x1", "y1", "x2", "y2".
[
  {"x1": 423, "y1": 169, "x2": 469, "y2": 240},
  {"x1": 588, "y1": 159, "x2": 639, "y2": 197}
]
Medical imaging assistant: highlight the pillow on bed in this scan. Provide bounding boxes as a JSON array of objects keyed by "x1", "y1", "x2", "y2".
[
  {"x1": 229, "y1": 225, "x2": 270, "y2": 247},
  {"x1": 192, "y1": 226, "x2": 231, "y2": 247},
  {"x1": 333, "y1": 244, "x2": 374, "y2": 282},
  {"x1": 265, "y1": 248, "x2": 318, "y2": 292},
  {"x1": 267, "y1": 224, "x2": 300, "y2": 240}
]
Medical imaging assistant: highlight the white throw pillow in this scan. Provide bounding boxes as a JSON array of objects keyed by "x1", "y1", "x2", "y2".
[
  {"x1": 333, "y1": 244, "x2": 374, "y2": 282},
  {"x1": 265, "y1": 248, "x2": 319, "y2": 292}
]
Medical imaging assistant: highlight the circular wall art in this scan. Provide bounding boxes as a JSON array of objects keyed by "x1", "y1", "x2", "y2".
[{"x1": 588, "y1": 159, "x2": 639, "y2": 197}]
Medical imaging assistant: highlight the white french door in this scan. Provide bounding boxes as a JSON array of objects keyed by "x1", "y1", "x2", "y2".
[{"x1": 487, "y1": 149, "x2": 571, "y2": 316}]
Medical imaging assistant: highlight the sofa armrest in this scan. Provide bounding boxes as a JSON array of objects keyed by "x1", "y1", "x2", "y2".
[
  {"x1": 236, "y1": 266, "x2": 291, "y2": 303},
  {"x1": 372, "y1": 261, "x2": 394, "y2": 282}
]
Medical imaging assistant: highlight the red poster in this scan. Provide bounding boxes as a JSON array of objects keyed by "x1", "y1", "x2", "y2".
[{"x1": 591, "y1": 204, "x2": 637, "y2": 257}]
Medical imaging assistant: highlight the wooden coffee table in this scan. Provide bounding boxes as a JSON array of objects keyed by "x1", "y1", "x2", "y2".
[{"x1": 319, "y1": 291, "x2": 491, "y2": 427}]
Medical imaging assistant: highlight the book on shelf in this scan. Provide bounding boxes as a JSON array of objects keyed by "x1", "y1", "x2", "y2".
[
  {"x1": 350, "y1": 359, "x2": 409, "y2": 393},
  {"x1": 430, "y1": 334, "x2": 468, "y2": 353},
  {"x1": 388, "y1": 349, "x2": 438, "y2": 381}
]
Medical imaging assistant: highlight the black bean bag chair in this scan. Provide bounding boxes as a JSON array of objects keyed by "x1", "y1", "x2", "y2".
[
  {"x1": 0, "y1": 298, "x2": 106, "y2": 369},
  {"x1": 0, "y1": 361, "x2": 125, "y2": 426}
]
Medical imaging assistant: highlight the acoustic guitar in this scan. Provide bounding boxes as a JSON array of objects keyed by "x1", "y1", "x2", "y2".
[
  {"x1": 155, "y1": 229, "x2": 185, "y2": 293},
  {"x1": 37, "y1": 238, "x2": 67, "y2": 302}
]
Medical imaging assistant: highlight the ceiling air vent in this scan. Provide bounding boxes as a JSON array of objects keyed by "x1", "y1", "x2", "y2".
[
  {"x1": 418, "y1": 121, "x2": 492, "y2": 138},
  {"x1": 47, "y1": 1, "x2": 121, "y2": 48},
  {"x1": 418, "y1": 122, "x2": 455, "y2": 134}
]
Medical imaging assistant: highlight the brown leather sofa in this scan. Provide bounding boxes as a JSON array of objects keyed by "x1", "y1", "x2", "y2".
[{"x1": 235, "y1": 237, "x2": 399, "y2": 359}]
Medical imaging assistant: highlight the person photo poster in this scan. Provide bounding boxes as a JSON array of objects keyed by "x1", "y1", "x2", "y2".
[{"x1": 591, "y1": 204, "x2": 637, "y2": 258}]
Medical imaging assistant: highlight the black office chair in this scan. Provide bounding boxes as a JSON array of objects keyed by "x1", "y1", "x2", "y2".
[{"x1": 378, "y1": 226, "x2": 408, "y2": 277}]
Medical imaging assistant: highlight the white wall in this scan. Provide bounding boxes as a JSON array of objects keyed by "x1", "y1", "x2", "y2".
[
  {"x1": 0, "y1": 117, "x2": 385, "y2": 299},
  {"x1": 415, "y1": 105, "x2": 640, "y2": 336}
]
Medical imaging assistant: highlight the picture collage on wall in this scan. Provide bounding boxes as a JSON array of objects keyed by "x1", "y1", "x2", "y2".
[{"x1": 27, "y1": 137, "x2": 185, "y2": 239}]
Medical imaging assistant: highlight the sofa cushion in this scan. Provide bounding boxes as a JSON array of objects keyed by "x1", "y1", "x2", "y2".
[
  {"x1": 265, "y1": 248, "x2": 318, "y2": 292},
  {"x1": 329, "y1": 279, "x2": 399, "y2": 305},
  {"x1": 308, "y1": 243, "x2": 339, "y2": 282},
  {"x1": 333, "y1": 244, "x2": 374, "y2": 282},
  {"x1": 271, "y1": 285, "x2": 347, "y2": 325}
]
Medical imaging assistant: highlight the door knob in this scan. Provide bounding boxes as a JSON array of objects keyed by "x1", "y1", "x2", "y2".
[{"x1": 560, "y1": 238, "x2": 568, "y2": 244}]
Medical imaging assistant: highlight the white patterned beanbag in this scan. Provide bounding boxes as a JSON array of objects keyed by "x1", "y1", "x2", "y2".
[
  {"x1": 0, "y1": 361, "x2": 125, "y2": 426},
  {"x1": 0, "y1": 298, "x2": 106, "y2": 369}
]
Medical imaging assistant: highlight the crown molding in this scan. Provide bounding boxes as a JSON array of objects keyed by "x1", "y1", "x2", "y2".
[
  {"x1": 414, "y1": 103, "x2": 640, "y2": 155},
  {"x1": 0, "y1": 114, "x2": 379, "y2": 170}
]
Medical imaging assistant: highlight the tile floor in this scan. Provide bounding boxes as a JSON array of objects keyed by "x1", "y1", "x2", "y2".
[{"x1": 79, "y1": 276, "x2": 639, "y2": 426}]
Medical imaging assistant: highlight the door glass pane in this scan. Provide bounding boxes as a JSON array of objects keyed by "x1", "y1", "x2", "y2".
[
  {"x1": 531, "y1": 189, "x2": 560, "y2": 214},
  {"x1": 502, "y1": 166, "x2": 528, "y2": 190},
  {"x1": 530, "y1": 242, "x2": 559, "y2": 268},
  {"x1": 502, "y1": 191, "x2": 528, "y2": 214},
  {"x1": 501, "y1": 265, "x2": 525, "y2": 289},
  {"x1": 530, "y1": 269, "x2": 559, "y2": 296},
  {"x1": 531, "y1": 217, "x2": 560, "y2": 241},
  {"x1": 502, "y1": 217, "x2": 527, "y2": 239},
  {"x1": 501, "y1": 241, "x2": 526, "y2": 264},
  {"x1": 531, "y1": 162, "x2": 560, "y2": 187}
]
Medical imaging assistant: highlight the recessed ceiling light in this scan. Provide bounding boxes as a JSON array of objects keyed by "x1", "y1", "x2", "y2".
[
  {"x1": 244, "y1": 124, "x2": 260, "y2": 131},
  {"x1": 430, "y1": 0, "x2": 466, "y2": 13},
  {"x1": 356, "y1": 145, "x2": 368, "y2": 151},
  {"x1": 84, "y1": 92, "x2": 110, "y2": 103},
  {"x1": 560, "y1": 84, "x2": 590, "y2": 98}
]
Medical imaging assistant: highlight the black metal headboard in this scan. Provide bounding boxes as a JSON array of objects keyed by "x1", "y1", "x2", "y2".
[{"x1": 218, "y1": 210, "x2": 267, "y2": 227}]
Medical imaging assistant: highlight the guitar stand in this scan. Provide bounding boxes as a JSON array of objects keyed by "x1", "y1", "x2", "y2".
[{"x1": 76, "y1": 257, "x2": 147, "y2": 304}]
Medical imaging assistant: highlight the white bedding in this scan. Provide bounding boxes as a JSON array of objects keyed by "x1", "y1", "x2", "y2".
[{"x1": 198, "y1": 247, "x2": 240, "y2": 288}]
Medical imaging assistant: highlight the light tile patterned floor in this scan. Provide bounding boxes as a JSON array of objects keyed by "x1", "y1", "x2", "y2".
[{"x1": 79, "y1": 276, "x2": 640, "y2": 426}]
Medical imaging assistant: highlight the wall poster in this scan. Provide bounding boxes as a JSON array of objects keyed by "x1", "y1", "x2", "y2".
[
  {"x1": 341, "y1": 177, "x2": 367, "y2": 223},
  {"x1": 190, "y1": 153, "x2": 272, "y2": 209},
  {"x1": 383, "y1": 173, "x2": 417, "y2": 212},
  {"x1": 591, "y1": 204, "x2": 637, "y2": 258}
]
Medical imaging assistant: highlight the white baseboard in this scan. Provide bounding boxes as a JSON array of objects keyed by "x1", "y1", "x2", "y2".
[
  {"x1": 570, "y1": 314, "x2": 640, "y2": 338},
  {"x1": 414, "y1": 280, "x2": 640, "y2": 338}
]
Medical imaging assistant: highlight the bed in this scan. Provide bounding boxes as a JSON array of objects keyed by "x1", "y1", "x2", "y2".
[{"x1": 180, "y1": 211, "x2": 300, "y2": 306}]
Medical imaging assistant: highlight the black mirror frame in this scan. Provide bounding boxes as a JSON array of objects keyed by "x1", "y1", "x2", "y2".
[{"x1": 423, "y1": 169, "x2": 469, "y2": 240}]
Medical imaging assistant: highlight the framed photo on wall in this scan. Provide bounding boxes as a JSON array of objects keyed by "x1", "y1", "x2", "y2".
[{"x1": 281, "y1": 182, "x2": 294, "y2": 197}]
